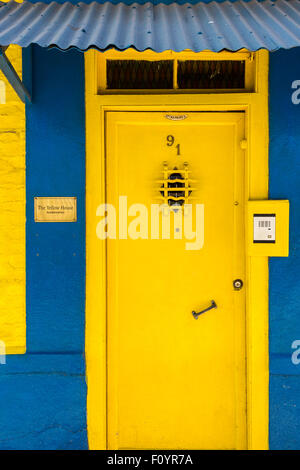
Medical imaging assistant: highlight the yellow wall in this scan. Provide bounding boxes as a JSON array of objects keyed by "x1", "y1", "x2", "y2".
[{"x1": 0, "y1": 45, "x2": 26, "y2": 354}]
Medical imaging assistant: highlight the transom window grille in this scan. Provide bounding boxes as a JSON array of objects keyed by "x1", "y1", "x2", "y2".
[
  {"x1": 177, "y1": 60, "x2": 245, "y2": 89},
  {"x1": 106, "y1": 59, "x2": 245, "y2": 90},
  {"x1": 107, "y1": 60, "x2": 173, "y2": 89},
  {"x1": 99, "y1": 49, "x2": 255, "y2": 93}
]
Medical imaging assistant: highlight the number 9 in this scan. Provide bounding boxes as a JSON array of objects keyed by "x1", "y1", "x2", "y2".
[{"x1": 167, "y1": 135, "x2": 175, "y2": 146}]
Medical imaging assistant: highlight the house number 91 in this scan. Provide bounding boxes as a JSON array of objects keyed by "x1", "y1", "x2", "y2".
[{"x1": 166, "y1": 135, "x2": 181, "y2": 156}]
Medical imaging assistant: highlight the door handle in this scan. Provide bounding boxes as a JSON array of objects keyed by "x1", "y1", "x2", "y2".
[{"x1": 192, "y1": 300, "x2": 217, "y2": 319}]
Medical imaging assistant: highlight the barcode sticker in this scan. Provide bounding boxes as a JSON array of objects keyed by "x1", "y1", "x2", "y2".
[
  {"x1": 253, "y1": 214, "x2": 276, "y2": 243},
  {"x1": 258, "y1": 220, "x2": 271, "y2": 228}
]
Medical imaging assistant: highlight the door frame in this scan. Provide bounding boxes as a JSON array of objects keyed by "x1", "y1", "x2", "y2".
[{"x1": 84, "y1": 50, "x2": 269, "y2": 450}]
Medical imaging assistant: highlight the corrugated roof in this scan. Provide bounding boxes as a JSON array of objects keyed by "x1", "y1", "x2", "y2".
[{"x1": 0, "y1": 0, "x2": 299, "y2": 52}]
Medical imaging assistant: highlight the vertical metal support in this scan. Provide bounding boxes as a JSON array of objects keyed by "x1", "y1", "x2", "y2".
[
  {"x1": 22, "y1": 45, "x2": 32, "y2": 100},
  {"x1": 0, "y1": 46, "x2": 31, "y2": 103}
]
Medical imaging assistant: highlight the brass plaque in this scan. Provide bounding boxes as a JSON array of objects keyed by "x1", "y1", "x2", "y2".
[{"x1": 34, "y1": 197, "x2": 77, "y2": 222}]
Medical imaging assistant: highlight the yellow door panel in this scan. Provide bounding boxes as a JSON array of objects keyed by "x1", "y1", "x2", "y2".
[{"x1": 105, "y1": 112, "x2": 246, "y2": 450}]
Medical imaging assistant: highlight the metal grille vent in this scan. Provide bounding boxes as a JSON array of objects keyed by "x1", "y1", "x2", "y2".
[
  {"x1": 177, "y1": 60, "x2": 245, "y2": 89},
  {"x1": 158, "y1": 162, "x2": 194, "y2": 208},
  {"x1": 107, "y1": 60, "x2": 173, "y2": 89}
]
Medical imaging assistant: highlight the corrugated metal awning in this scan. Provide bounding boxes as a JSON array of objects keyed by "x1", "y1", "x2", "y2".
[{"x1": 0, "y1": 0, "x2": 300, "y2": 53}]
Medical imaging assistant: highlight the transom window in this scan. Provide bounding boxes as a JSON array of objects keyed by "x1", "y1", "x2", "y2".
[{"x1": 96, "y1": 49, "x2": 256, "y2": 93}]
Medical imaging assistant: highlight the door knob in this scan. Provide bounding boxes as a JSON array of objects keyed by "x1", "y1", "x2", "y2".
[
  {"x1": 233, "y1": 279, "x2": 243, "y2": 290},
  {"x1": 192, "y1": 300, "x2": 217, "y2": 319}
]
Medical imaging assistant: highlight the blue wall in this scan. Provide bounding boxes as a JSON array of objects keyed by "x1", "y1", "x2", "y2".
[
  {"x1": 269, "y1": 48, "x2": 300, "y2": 450},
  {"x1": 0, "y1": 45, "x2": 87, "y2": 450}
]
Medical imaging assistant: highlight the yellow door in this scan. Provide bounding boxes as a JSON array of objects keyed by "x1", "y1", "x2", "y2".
[{"x1": 105, "y1": 111, "x2": 246, "y2": 450}]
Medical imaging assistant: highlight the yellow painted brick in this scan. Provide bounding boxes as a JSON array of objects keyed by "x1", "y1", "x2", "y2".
[
  {"x1": 0, "y1": 150, "x2": 24, "y2": 162},
  {"x1": 0, "y1": 191, "x2": 25, "y2": 199},
  {"x1": 5, "y1": 91, "x2": 23, "y2": 103},
  {"x1": 0, "y1": 130, "x2": 24, "y2": 142},
  {"x1": 0, "y1": 45, "x2": 25, "y2": 353},
  {"x1": 0, "y1": 115, "x2": 25, "y2": 128},
  {"x1": 0, "y1": 229, "x2": 24, "y2": 244},
  {"x1": 0, "y1": 206, "x2": 24, "y2": 221},
  {"x1": 0, "y1": 208, "x2": 25, "y2": 219},
  {"x1": 0, "y1": 213, "x2": 24, "y2": 226},
  {"x1": 0, "y1": 45, "x2": 24, "y2": 103},
  {"x1": 0, "y1": 288, "x2": 25, "y2": 306},
  {"x1": 8, "y1": 254, "x2": 24, "y2": 269},
  {"x1": 0, "y1": 328, "x2": 25, "y2": 345},
  {"x1": 0, "y1": 237, "x2": 24, "y2": 249},
  {"x1": 0, "y1": 104, "x2": 24, "y2": 116},
  {"x1": 0, "y1": 322, "x2": 25, "y2": 346},
  {"x1": 0, "y1": 150, "x2": 24, "y2": 163},
  {"x1": 0, "y1": 189, "x2": 25, "y2": 203},
  {"x1": 0, "y1": 263, "x2": 24, "y2": 275},
  {"x1": 0, "y1": 168, "x2": 25, "y2": 180}
]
